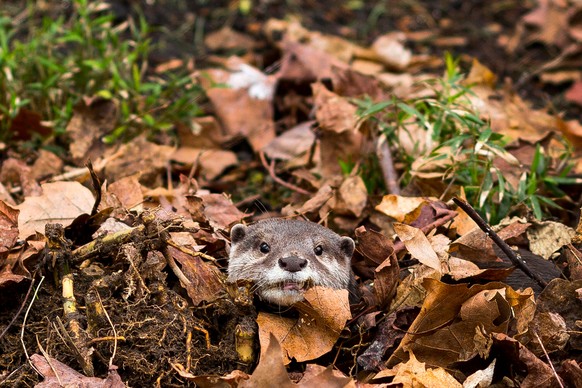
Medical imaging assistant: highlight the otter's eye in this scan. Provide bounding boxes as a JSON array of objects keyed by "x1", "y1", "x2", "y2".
[
  {"x1": 314, "y1": 245, "x2": 323, "y2": 256},
  {"x1": 259, "y1": 242, "x2": 270, "y2": 254}
]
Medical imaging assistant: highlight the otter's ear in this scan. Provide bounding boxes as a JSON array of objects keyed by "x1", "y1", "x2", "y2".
[
  {"x1": 340, "y1": 237, "x2": 355, "y2": 258},
  {"x1": 230, "y1": 224, "x2": 247, "y2": 244}
]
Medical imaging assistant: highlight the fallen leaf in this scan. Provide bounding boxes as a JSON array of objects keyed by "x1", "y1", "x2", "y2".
[
  {"x1": 104, "y1": 135, "x2": 174, "y2": 187},
  {"x1": 17, "y1": 181, "x2": 94, "y2": 239},
  {"x1": 387, "y1": 279, "x2": 517, "y2": 369},
  {"x1": 375, "y1": 195, "x2": 438, "y2": 222},
  {"x1": 240, "y1": 333, "x2": 295, "y2": 388},
  {"x1": 206, "y1": 87, "x2": 276, "y2": 151},
  {"x1": 31, "y1": 150, "x2": 64, "y2": 180},
  {"x1": 66, "y1": 97, "x2": 118, "y2": 165},
  {"x1": 493, "y1": 333, "x2": 564, "y2": 388},
  {"x1": 106, "y1": 175, "x2": 144, "y2": 210},
  {"x1": 171, "y1": 147, "x2": 238, "y2": 181},
  {"x1": 262, "y1": 121, "x2": 316, "y2": 161},
  {"x1": 371, "y1": 32, "x2": 412, "y2": 71},
  {"x1": 168, "y1": 245, "x2": 225, "y2": 305},
  {"x1": 527, "y1": 220, "x2": 575, "y2": 259},
  {"x1": 376, "y1": 351, "x2": 461, "y2": 387},
  {"x1": 0, "y1": 200, "x2": 19, "y2": 252},
  {"x1": 463, "y1": 358, "x2": 496, "y2": 388},
  {"x1": 31, "y1": 354, "x2": 125, "y2": 388},
  {"x1": 257, "y1": 287, "x2": 350, "y2": 363},
  {"x1": 393, "y1": 223, "x2": 441, "y2": 272},
  {"x1": 330, "y1": 175, "x2": 368, "y2": 217},
  {"x1": 205, "y1": 26, "x2": 256, "y2": 52},
  {"x1": 565, "y1": 80, "x2": 582, "y2": 106}
]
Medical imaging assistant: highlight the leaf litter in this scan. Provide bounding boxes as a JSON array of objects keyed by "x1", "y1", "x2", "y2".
[{"x1": 1, "y1": 3, "x2": 582, "y2": 387}]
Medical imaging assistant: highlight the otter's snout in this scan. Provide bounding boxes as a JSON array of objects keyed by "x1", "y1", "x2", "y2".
[{"x1": 278, "y1": 256, "x2": 307, "y2": 272}]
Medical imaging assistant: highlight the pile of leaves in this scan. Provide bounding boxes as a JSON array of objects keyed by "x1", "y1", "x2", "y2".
[{"x1": 1, "y1": 1, "x2": 582, "y2": 386}]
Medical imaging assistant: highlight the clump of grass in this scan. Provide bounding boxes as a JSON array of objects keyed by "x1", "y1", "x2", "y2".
[
  {"x1": 0, "y1": 0, "x2": 202, "y2": 144},
  {"x1": 357, "y1": 53, "x2": 575, "y2": 223}
]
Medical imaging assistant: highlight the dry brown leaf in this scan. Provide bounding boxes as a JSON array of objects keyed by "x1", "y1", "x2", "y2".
[
  {"x1": 534, "y1": 278, "x2": 582, "y2": 351},
  {"x1": 262, "y1": 121, "x2": 316, "y2": 161},
  {"x1": 370, "y1": 32, "x2": 412, "y2": 71},
  {"x1": 171, "y1": 147, "x2": 238, "y2": 181},
  {"x1": 282, "y1": 184, "x2": 334, "y2": 217},
  {"x1": 375, "y1": 195, "x2": 438, "y2": 222},
  {"x1": 387, "y1": 279, "x2": 518, "y2": 369},
  {"x1": 106, "y1": 175, "x2": 144, "y2": 211},
  {"x1": 17, "y1": 181, "x2": 94, "y2": 239},
  {"x1": 0, "y1": 200, "x2": 19, "y2": 252},
  {"x1": 522, "y1": 0, "x2": 570, "y2": 47},
  {"x1": 66, "y1": 97, "x2": 118, "y2": 165},
  {"x1": 31, "y1": 150, "x2": 64, "y2": 181},
  {"x1": 257, "y1": 287, "x2": 350, "y2": 363},
  {"x1": 393, "y1": 223, "x2": 441, "y2": 272},
  {"x1": 168, "y1": 245, "x2": 225, "y2": 305},
  {"x1": 205, "y1": 26, "x2": 256, "y2": 52},
  {"x1": 493, "y1": 333, "x2": 565, "y2": 388},
  {"x1": 299, "y1": 364, "x2": 353, "y2": 387},
  {"x1": 330, "y1": 175, "x2": 368, "y2": 217},
  {"x1": 177, "y1": 116, "x2": 229, "y2": 149},
  {"x1": 463, "y1": 359, "x2": 496, "y2": 388},
  {"x1": 446, "y1": 257, "x2": 485, "y2": 280},
  {"x1": 463, "y1": 58, "x2": 497, "y2": 88},
  {"x1": 527, "y1": 220, "x2": 575, "y2": 259},
  {"x1": 206, "y1": 87, "x2": 276, "y2": 152},
  {"x1": 312, "y1": 82, "x2": 358, "y2": 134},
  {"x1": 31, "y1": 354, "x2": 125, "y2": 388},
  {"x1": 0, "y1": 158, "x2": 42, "y2": 197},
  {"x1": 8, "y1": 108, "x2": 51, "y2": 142},
  {"x1": 184, "y1": 193, "x2": 246, "y2": 232},
  {"x1": 104, "y1": 136, "x2": 174, "y2": 186},
  {"x1": 376, "y1": 351, "x2": 461, "y2": 387},
  {"x1": 565, "y1": 80, "x2": 582, "y2": 106}
]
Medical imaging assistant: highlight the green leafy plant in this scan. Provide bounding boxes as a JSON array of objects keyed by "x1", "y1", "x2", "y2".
[
  {"x1": 0, "y1": 0, "x2": 202, "y2": 143},
  {"x1": 356, "y1": 53, "x2": 575, "y2": 223}
]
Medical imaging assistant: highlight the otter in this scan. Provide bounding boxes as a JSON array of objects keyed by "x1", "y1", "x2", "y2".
[{"x1": 227, "y1": 218, "x2": 355, "y2": 306}]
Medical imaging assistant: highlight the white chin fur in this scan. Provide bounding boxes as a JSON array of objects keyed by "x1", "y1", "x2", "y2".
[{"x1": 259, "y1": 289, "x2": 305, "y2": 306}]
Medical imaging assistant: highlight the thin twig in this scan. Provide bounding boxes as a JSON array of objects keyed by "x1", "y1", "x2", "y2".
[
  {"x1": 533, "y1": 330, "x2": 564, "y2": 388},
  {"x1": 21, "y1": 275, "x2": 45, "y2": 376},
  {"x1": 376, "y1": 134, "x2": 400, "y2": 195},
  {"x1": 452, "y1": 197, "x2": 547, "y2": 288},
  {"x1": 259, "y1": 151, "x2": 311, "y2": 195}
]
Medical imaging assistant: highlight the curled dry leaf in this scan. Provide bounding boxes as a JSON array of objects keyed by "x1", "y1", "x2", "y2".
[
  {"x1": 168, "y1": 245, "x2": 225, "y2": 305},
  {"x1": 17, "y1": 181, "x2": 94, "y2": 239},
  {"x1": 371, "y1": 32, "x2": 412, "y2": 71},
  {"x1": 375, "y1": 351, "x2": 461, "y2": 388},
  {"x1": 257, "y1": 287, "x2": 350, "y2": 363},
  {"x1": 262, "y1": 121, "x2": 316, "y2": 161},
  {"x1": 375, "y1": 195, "x2": 438, "y2": 223},
  {"x1": 387, "y1": 279, "x2": 534, "y2": 370},
  {"x1": 0, "y1": 200, "x2": 19, "y2": 252},
  {"x1": 330, "y1": 175, "x2": 368, "y2": 218},
  {"x1": 206, "y1": 87, "x2": 276, "y2": 151},
  {"x1": 393, "y1": 223, "x2": 441, "y2": 272},
  {"x1": 527, "y1": 220, "x2": 575, "y2": 259},
  {"x1": 463, "y1": 358, "x2": 496, "y2": 388}
]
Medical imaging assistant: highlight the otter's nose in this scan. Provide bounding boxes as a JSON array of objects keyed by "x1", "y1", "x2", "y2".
[{"x1": 278, "y1": 256, "x2": 307, "y2": 272}]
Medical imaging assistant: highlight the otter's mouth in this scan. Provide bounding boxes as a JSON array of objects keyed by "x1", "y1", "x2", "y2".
[{"x1": 266, "y1": 280, "x2": 314, "y2": 292}]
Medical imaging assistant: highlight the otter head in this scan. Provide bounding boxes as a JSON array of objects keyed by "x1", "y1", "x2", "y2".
[{"x1": 227, "y1": 219, "x2": 355, "y2": 306}]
